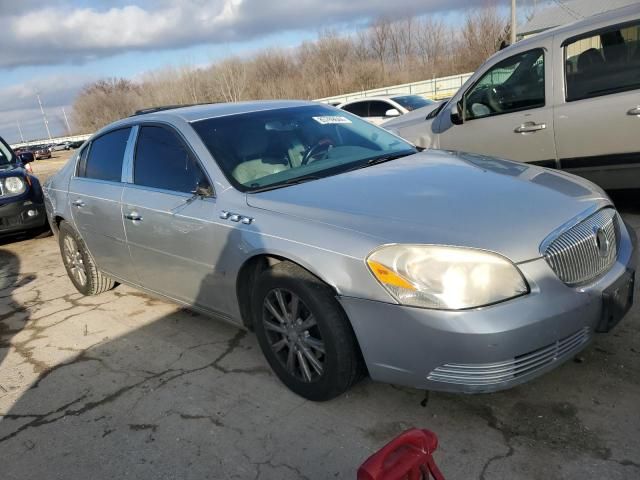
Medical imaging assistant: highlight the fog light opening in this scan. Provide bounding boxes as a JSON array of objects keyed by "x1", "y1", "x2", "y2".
[{"x1": 27, "y1": 209, "x2": 38, "y2": 217}]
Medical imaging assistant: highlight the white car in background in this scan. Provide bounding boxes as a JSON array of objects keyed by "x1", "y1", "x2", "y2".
[{"x1": 337, "y1": 95, "x2": 435, "y2": 125}]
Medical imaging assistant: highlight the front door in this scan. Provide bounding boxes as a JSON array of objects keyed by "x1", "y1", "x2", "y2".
[
  {"x1": 553, "y1": 19, "x2": 640, "y2": 189},
  {"x1": 122, "y1": 124, "x2": 225, "y2": 312},
  {"x1": 437, "y1": 45, "x2": 557, "y2": 167},
  {"x1": 69, "y1": 127, "x2": 137, "y2": 280}
]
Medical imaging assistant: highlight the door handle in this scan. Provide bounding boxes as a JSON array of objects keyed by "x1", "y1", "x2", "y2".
[
  {"x1": 72, "y1": 199, "x2": 85, "y2": 207},
  {"x1": 124, "y1": 212, "x2": 143, "y2": 222},
  {"x1": 627, "y1": 106, "x2": 640, "y2": 116},
  {"x1": 514, "y1": 122, "x2": 546, "y2": 133}
]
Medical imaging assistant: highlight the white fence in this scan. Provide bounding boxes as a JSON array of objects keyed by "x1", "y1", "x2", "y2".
[
  {"x1": 10, "y1": 133, "x2": 92, "y2": 150},
  {"x1": 315, "y1": 72, "x2": 472, "y2": 104}
]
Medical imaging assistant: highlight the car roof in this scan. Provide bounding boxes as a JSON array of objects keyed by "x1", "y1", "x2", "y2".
[
  {"x1": 514, "y1": 3, "x2": 639, "y2": 50},
  {"x1": 339, "y1": 96, "x2": 401, "y2": 105},
  {"x1": 134, "y1": 100, "x2": 318, "y2": 123}
]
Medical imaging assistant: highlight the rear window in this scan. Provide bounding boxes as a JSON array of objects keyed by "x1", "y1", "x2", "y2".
[
  {"x1": 80, "y1": 128, "x2": 130, "y2": 182},
  {"x1": 565, "y1": 21, "x2": 640, "y2": 101}
]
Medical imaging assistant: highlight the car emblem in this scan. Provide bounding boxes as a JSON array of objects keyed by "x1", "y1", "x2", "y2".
[{"x1": 594, "y1": 227, "x2": 610, "y2": 258}]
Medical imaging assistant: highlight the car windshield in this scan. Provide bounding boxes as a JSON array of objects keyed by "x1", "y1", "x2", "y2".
[
  {"x1": 192, "y1": 105, "x2": 416, "y2": 192},
  {"x1": 391, "y1": 95, "x2": 433, "y2": 111},
  {"x1": 0, "y1": 138, "x2": 16, "y2": 169}
]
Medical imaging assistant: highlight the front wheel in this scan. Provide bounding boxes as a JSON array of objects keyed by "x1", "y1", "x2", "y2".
[
  {"x1": 58, "y1": 221, "x2": 115, "y2": 296},
  {"x1": 252, "y1": 262, "x2": 362, "y2": 401}
]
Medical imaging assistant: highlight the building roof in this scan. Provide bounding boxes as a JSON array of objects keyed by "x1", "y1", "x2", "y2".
[{"x1": 519, "y1": 0, "x2": 639, "y2": 37}]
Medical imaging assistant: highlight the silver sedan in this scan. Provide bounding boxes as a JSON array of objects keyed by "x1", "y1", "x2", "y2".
[{"x1": 43, "y1": 101, "x2": 636, "y2": 401}]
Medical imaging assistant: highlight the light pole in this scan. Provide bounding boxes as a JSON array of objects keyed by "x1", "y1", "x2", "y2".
[
  {"x1": 511, "y1": 0, "x2": 517, "y2": 44},
  {"x1": 62, "y1": 107, "x2": 71, "y2": 135},
  {"x1": 36, "y1": 93, "x2": 52, "y2": 142},
  {"x1": 16, "y1": 121, "x2": 25, "y2": 143}
]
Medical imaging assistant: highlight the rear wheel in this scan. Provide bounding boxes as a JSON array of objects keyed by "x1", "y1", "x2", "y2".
[
  {"x1": 252, "y1": 261, "x2": 362, "y2": 401},
  {"x1": 58, "y1": 221, "x2": 115, "y2": 296}
]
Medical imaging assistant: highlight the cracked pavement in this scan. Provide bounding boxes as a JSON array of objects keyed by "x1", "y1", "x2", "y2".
[{"x1": 0, "y1": 170, "x2": 639, "y2": 478}]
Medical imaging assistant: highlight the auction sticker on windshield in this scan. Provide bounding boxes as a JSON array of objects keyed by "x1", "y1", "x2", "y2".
[{"x1": 312, "y1": 116, "x2": 352, "y2": 125}]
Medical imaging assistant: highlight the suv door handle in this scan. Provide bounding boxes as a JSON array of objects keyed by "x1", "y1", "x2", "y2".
[
  {"x1": 124, "y1": 212, "x2": 143, "y2": 222},
  {"x1": 514, "y1": 122, "x2": 546, "y2": 133},
  {"x1": 72, "y1": 199, "x2": 85, "y2": 207},
  {"x1": 627, "y1": 107, "x2": 640, "y2": 116}
]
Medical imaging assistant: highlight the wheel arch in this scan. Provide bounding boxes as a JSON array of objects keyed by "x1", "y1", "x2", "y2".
[{"x1": 235, "y1": 252, "x2": 340, "y2": 330}]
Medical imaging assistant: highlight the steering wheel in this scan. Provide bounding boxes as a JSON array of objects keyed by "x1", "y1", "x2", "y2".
[
  {"x1": 301, "y1": 139, "x2": 333, "y2": 166},
  {"x1": 486, "y1": 85, "x2": 507, "y2": 113}
]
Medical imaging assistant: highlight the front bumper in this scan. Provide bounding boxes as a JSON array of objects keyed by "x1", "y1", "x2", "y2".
[
  {"x1": 0, "y1": 198, "x2": 47, "y2": 234},
  {"x1": 340, "y1": 221, "x2": 636, "y2": 393}
]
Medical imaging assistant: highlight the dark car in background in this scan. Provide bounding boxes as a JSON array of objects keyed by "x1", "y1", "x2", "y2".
[
  {"x1": 0, "y1": 136, "x2": 48, "y2": 236},
  {"x1": 32, "y1": 145, "x2": 52, "y2": 160}
]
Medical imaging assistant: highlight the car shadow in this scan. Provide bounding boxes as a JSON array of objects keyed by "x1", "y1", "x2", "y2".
[{"x1": 0, "y1": 249, "x2": 35, "y2": 369}]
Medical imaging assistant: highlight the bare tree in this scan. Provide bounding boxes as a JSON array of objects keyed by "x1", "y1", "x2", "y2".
[{"x1": 72, "y1": 7, "x2": 508, "y2": 133}]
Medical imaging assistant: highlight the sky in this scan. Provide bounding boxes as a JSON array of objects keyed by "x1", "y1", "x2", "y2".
[{"x1": 0, "y1": 0, "x2": 509, "y2": 144}]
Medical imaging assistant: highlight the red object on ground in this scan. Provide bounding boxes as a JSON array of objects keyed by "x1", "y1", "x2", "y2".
[{"x1": 357, "y1": 428, "x2": 445, "y2": 480}]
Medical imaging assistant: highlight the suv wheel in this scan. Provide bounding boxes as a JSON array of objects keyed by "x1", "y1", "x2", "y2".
[
  {"x1": 252, "y1": 261, "x2": 362, "y2": 401},
  {"x1": 58, "y1": 221, "x2": 115, "y2": 296}
]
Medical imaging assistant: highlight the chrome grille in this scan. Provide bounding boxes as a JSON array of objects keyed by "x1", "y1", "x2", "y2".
[
  {"x1": 543, "y1": 208, "x2": 618, "y2": 286},
  {"x1": 427, "y1": 327, "x2": 590, "y2": 386}
]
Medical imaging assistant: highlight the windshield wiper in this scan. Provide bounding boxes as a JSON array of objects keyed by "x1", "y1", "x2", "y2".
[
  {"x1": 342, "y1": 150, "x2": 416, "y2": 173},
  {"x1": 248, "y1": 175, "x2": 322, "y2": 194}
]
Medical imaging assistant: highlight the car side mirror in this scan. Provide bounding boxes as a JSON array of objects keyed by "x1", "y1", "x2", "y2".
[
  {"x1": 385, "y1": 108, "x2": 401, "y2": 118},
  {"x1": 193, "y1": 182, "x2": 214, "y2": 198},
  {"x1": 19, "y1": 154, "x2": 33, "y2": 164},
  {"x1": 450, "y1": 100, "x2": 464, "y2": 125}
]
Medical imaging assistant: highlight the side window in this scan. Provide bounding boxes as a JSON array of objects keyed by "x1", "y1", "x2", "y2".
[
  {"x1": 81, "y1": 128, "x2": 130, "y2": 182},
  {"x1": 134, "y1": 125, "x2": 207, "y2": 194},
  {"x1": 368, "y1": 101, "x2": 392, "y2": 117},
  {"x1": 463, "y1": 49, "x2": 545, "y2": 120},
  {"x1": 341, "y1": 101, "x2": 369, "y2": 117},
  {"x1": 565, "y1": 21, "x2": 640, "y2": 101}
]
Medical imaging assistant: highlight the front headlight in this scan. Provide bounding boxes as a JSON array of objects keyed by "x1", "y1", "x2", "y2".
[
  {"x1": 3, "y1": 176, "x2": 26, "y2": 195},
  {"x1": 367, "y1": 245, "x2": 529, "y2": 310}
]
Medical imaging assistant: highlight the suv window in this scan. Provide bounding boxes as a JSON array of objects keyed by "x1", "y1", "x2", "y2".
[
  {"x1": 81, "y1": 128, "x2": 130, "y2": 182},
  {"x1": 463, "y1": 49, "x2": 545, "y2": 120},
  {"x1": 134, "y1": 125, "x2": 207, "y2": 194},
  {"x1": 368, "y1": 101, "x2": 392, "y2": 117},
  {"x1": 341, "y1": 101, "x2": 369, "y2": 117},
  {"x1": 565, "y1": 21, "x2": 640, "y2": 101}
]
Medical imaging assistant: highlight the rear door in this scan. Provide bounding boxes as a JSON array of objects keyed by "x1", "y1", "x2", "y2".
[
  {"x1": 437, "y1": 44, "x2": 557, "y2": 166},
  {"x1": 553, "y1": 19, "x2": 640, "y2": 189},
  {"x1": 69, "y1": 127, "x2": 137, "y2": 280},
  {"x1": 122, "y1": 124, "x2": 224, "y2": 310}
]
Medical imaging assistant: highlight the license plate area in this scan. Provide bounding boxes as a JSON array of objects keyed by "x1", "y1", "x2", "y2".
[{"x1": 598, "y1": 269, "x2": 635, "y2": 333}]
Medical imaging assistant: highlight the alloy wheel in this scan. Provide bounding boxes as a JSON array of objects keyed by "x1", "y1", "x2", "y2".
[
  {"x1": 63, "y1": 235, "x2": 87, "y2": 287},
  {"x1": 262, "y1": 288, "x2": 326, "y2": 383}
]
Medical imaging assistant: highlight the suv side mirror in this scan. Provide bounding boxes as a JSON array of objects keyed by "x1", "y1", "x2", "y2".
[
  {"x1": 450, "y1": 101, "x2": 464, "y2": 125},
  {"x1": 385, "y1": 108, "x2": 401, "y2": 118}
]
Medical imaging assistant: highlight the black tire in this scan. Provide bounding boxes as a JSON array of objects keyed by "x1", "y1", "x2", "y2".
[
  {"x1": 252, "y1": 261, "x2": 362, "y2": 401},
  {"x1": 58, "y1": 221, "x2": 115, "y2": 296}
]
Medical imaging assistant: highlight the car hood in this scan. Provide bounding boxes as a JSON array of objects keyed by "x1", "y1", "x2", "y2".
[
  {"x1": 381, "y1": 101, "x2": 442, "y2": 130},
  {"x1": 246, "y1": 151, "x2": 611, "y2": 263}
]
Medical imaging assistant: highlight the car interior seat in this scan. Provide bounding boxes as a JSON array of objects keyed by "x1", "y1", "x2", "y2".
[{"x1": 232, "y1": 126, "x2": 289, "y2": 185}]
